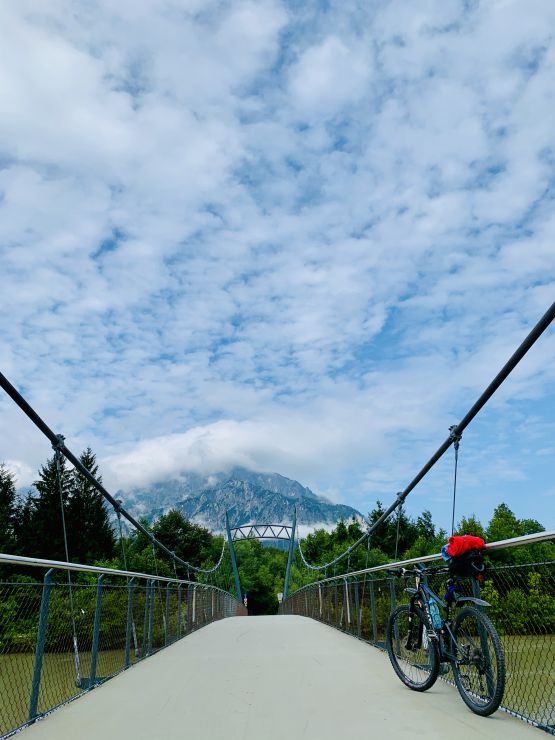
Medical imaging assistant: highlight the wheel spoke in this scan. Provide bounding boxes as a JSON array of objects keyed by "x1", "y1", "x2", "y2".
[
  {"x1": 452, "y1": 606, "x2": 505, "y2": 715},
  {"x1": 387, "y1": 605, "x2": 439, "y2": 691}
]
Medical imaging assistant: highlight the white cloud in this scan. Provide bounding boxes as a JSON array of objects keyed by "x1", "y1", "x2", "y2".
[
  {"x1": 289, "y1": 36, "x2": 372, "y2": 115},
  {"x1": 1, "y1": 0, "x2": 554, "y2": 531}
]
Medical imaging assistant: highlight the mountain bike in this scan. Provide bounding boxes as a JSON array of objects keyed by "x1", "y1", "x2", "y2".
[{"x1": 385, "y1": 564, "x2": 505, "y2": 716}]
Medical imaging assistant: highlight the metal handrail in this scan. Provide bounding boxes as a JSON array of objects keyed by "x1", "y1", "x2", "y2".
[
  {"x1": 0, "y1": 552, "x2": 239, "y2": 598},
  {"x1": 287, "y1": 529, "x2": 555, "y2": 593}
]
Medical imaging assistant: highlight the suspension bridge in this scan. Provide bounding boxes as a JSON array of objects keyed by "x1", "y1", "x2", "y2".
[{"x1": 1, "y1": 302, "x2": 554, "y2": 739}]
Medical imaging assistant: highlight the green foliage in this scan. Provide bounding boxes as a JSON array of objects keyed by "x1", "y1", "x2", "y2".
[
  {"x1": 67, "y1": 448, "x2": 115, "y2": 563},
  {"x1": 367, "y1": 502, "x2": 418, "y2": 558},
  {"x1": 454, "y1": 513, "x2": 486, "y2": 540},
  {"x1": 0, "y1": 464, "x2": 17, "y2": 554},
  {"x1": 29, "y1": 454, "x2": 72, "y2": 561},
  {"x1": 3, "y1": 450, "x2": 115, "y2": 565},
  {"x1": 2, "y1": 449, "x2": 553, "y2": 626},
  {"x1": 234, "y1": 540, "x2": 288, "y2": 615},
  {"x1": 481, "y1": 571, "x2": 555, "y2": 635},
  {"x1": 485, "y1": 503, "x2": 553, "y2": 565},
  {"x1": 152, "y1": 510, "x2": 213, "y2": 569}
]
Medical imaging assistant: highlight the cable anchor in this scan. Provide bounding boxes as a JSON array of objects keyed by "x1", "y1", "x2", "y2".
[
  {"x1": 449, "y1": 425, "x2": 462, "y2": 450},
  {"x1": 52, "y1": 433, "x2": 66, "y2": 454}
]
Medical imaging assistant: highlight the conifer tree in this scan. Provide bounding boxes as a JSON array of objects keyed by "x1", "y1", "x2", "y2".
[
  {"x1": 31, "y1": 453, "x2": 72, "y2": 561},
  {"x1": 13, "y1": 493, "x2": 36, "y2": 557},
  {"x1": 67, "y1": 448, "x2": 115, "y2": 563},
  {"x1": 0, "y1": 463, "x2": 17, "y2": 553}
]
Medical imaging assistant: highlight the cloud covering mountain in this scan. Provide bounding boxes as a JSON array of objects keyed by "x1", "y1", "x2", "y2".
[{"x1": 120, "y1": 468, "x2": 363, "y2": 533}]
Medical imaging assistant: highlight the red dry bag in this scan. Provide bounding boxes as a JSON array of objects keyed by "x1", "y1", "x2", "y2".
[{"x1": 447, "y1": 534, "x2": 486, "y2": 558}]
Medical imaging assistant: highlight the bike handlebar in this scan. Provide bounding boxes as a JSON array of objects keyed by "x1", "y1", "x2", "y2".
[{"x1": 386, "y1": 564, "x2": 450, "y2": 577}]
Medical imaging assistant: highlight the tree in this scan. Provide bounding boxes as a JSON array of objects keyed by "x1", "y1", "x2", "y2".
[
  {"x1": 367, "y1": 501, "x2": 417, "y2": 558},
  {"x1": 485, "y1": 503, "x2": 552, "y2": 564},
  {"x1": 30, "y1": 453, "x2": 72, "y2": 561},
  {"x1": 0, "y1": 464, "x2": 17, "y2": 553},
  {"x1": 152, "y1": 509, "x2": 213, "y2": 569},
  {"x1": 234, "y1": 539, "x2": 287, "y2": 615},
  {"x1": 13, "y1": 492, "x2": 37, "y2": 557},
  {"x1": 415, "y1": 510, "x2": 435, "y2": 542},
  {"x1": 455, "y1": 514, "x2": 486, "y2": 540},
  {"x1": 486, "y1": 503, "x2": 523, "y2": 542},
  {"x1": 67, "y1": 448, "x2": 115, "y2": 564}
]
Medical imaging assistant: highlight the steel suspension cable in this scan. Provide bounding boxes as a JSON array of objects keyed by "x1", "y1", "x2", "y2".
[
  {"x1": 115, "y1": 507, "x2": 139, "y2": 656},
  {"x1": 294, "y1": 300, "x2": 555, "y2": 572},
  {"x1": 449, "y1": 426, "x2": 462, "y2": 536},
  {"x1": 0, "y1": 376, "x2": 228, "y2": 576},
  {"x1": 53, "y1": 444, "x2": 82, "y2": 684}
]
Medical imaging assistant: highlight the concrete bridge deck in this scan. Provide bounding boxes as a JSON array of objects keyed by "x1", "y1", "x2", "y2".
[{"x1": 20, "y1": 616, "x2": 538, "y2": 740}]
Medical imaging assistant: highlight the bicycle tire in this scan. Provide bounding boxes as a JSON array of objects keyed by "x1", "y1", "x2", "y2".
[
  {"x1": 452, "y1": 606, "x2": 505, "y2": 716},
  {"x1": 386, "y1": 604, "x2": 439, "y2": 691}
]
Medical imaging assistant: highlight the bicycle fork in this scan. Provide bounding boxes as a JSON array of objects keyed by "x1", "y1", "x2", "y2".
[{"x1": 406, "y1": 599, "x2": 437, "y2": 651}]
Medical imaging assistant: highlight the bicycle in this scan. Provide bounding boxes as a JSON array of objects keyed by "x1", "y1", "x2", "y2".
[{"x1": 385, "y1": 563, "x2": 506, "y2": 716}]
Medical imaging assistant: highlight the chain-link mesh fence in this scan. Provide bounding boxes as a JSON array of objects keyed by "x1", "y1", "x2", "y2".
[
  {"x1": 0, "y1": 566, "x2": 246, "y2": 738},
  {"x1": 281, "y1": 546, "x2": 555, "y2": 734}
]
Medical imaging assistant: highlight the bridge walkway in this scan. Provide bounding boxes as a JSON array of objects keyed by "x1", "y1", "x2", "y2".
[{"x1": 20, "y1": 616, "x2": 538, "y2": 740}]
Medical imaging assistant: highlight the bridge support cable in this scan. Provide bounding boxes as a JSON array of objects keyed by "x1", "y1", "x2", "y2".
[
  {"x1": 294, "y1": 300, "x2": 555, "y2": 576},
  {"x1": 283, "y1": 508, "x2": 297, "y2": 600},
  {"x1": 449, "y1": 425, "x2": 462, "y2": 536},
  {"x1": 0, "y1": 371, "x2": 230, "y2": 582},
  {"x1": 225, "y1": 512, "x2": 242, "y2": 601},
  {"x1": 53, "y1": 438, "x2": 83, "y2": 687}
]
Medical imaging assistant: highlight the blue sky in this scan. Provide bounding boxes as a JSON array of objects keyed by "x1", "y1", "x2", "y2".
[{"x1": 0, "y1": 0, "x2": 554, "y2": 533}]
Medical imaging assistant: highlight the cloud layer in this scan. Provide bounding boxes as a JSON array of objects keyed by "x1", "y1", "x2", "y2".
[{"x1": 1, "y1": 0, "x2": 554, "y2": 529}]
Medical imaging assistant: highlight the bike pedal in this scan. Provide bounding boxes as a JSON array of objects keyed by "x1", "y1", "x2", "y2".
[{"x1": 439, "y1": 663, "x2": 450, "y2": 675}]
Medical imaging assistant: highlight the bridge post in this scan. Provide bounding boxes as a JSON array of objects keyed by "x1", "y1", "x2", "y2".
[
  {"x1": 141, "y1": 581, "x2": 150, "y2": 658},
  {"x1": 186, "y1": 584, "x2": 193, "y2": 631},
  {"x1": 125, "y1": 578, "x2": 136, "y2": 668},
  {"x1": 28, "y1": 568, "x2": 54, "y2": 722},
  {"x1": 147, "y1": 580, "x2": 155, "y2": 655},
  {"x1": 353, "y1": 580, "x2": 361, "y2": 638},
  {"x1": 89, "y1": 574, "x2": 104, "y2": 686},
  {"x1": 177, "y1": 583, "x2": 183, "y2": 637},
  {"x1": 389, "y1": 576, "x2": 397, "y2": 612},
  {"x1": 344, "y1": 578, "x2": 351, "y2": 626},
  {"x1": 165, "y1": 583, "x2": 172, "y2": 646},
  {"x1": 225, "y1": 512, "x2": 242, "y2": 602},
  {"x1": 369, "y1": 580, "x2": 378, "y2": 645},
  {"x1": 283, "y1": 508, "x2": 297, "y2": 600}
]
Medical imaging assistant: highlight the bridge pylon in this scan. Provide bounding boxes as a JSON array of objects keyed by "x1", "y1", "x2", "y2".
[{"x1": 225, "y1": 509, "x2": 298, "y2": 605}]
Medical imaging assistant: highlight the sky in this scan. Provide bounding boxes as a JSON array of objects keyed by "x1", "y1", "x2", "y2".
[{"x1": 0, "y1": 0, "x2": 554, "y2": 534}]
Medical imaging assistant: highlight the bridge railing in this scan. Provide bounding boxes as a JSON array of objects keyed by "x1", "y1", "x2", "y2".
[
  {"x1": 280, "y1": 531, "x2": 555, "y2": 734},
  {"x1": 0, "y1": 554, "x2": 246, "y2": 738}
]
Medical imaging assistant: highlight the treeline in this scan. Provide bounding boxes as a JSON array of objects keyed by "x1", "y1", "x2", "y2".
[
  {"x1": 288, "y1": 502, "x2": 554, "y2": 593},
  {"x1": 0, "y1": 452, "x2": 114, "y2": 564},
  {"x1": 298, "y1": 504, "x2": 447, "y2": 575},
  {"x1": 2, "y1": 452, "x2": 553, "y2": 619},
  {"x1": 0, "y1": 456, "x2": 223, "y2": 581}
]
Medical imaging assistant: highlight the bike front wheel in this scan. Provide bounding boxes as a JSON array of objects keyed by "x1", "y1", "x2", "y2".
[
  {"x1": 386, "y1": 604, "x2": 439, "y2": 691},
  {"x1": 452, "y1": 606, "x2": 505, "y2": 716}
]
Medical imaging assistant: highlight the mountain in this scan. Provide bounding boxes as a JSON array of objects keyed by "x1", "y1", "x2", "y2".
[{"x1": 119, "y1": 467, "x2": 364, "y2": 532}]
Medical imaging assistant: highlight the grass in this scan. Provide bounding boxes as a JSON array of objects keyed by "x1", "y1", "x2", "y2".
[{"x1": 0, "y1": 650, "x2": 128, "y2": 736}]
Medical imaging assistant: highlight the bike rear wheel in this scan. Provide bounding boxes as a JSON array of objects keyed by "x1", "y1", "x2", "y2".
[
  {"x1": 452, "y1": 606, "x2": 505, "y2": 716},
  {"x1": 386, "y1": 604, "x2": 439, "y2": 691}
]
